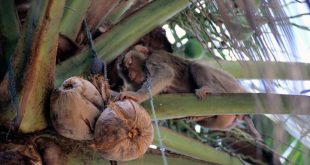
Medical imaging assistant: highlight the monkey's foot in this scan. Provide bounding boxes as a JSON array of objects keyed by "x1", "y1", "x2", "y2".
[{"x1": 195, "y1": 86, "x2": 209, "y2": 99}]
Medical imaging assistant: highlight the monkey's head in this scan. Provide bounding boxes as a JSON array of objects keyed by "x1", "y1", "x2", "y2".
[{"x1": 121, "y1": 45, "x2": 150, "y2": 85}]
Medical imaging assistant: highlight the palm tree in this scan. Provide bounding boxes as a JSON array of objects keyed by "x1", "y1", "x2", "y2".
[{"x1": 0, "y1": 0, "x2": 309, "y2": 164}]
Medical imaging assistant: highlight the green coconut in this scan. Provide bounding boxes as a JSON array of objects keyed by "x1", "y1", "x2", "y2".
[{"x1": 184, "y1": 39, "x2": 205, "y2": 59}]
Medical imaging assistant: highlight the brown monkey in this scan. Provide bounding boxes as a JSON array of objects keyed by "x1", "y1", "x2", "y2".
[
  {"x1": 117, "y1": 45, "x2": 245, "y2": 102},
  {"x1": 117, "y1": 45, "x2": 260, "y2": 139}
]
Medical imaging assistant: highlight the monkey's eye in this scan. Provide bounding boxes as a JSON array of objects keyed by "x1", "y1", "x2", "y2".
[{"x1": 122, "y1": 65, "x2": 128, "y2": 74}]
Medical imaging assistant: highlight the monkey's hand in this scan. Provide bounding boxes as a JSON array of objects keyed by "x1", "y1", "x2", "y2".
[
  {"x1": 195, "y1": 86, "x2": 209, "y2": 100},
  {"x1": 115, "y1": 91, "x2": 148, "y2": 103}
]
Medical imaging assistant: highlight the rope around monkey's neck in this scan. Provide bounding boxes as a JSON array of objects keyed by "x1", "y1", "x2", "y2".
[{"x1": 146, "y1": 73, "x2": 168, "y2": 165}]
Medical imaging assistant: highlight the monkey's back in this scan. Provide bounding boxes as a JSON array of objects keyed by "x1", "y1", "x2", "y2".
[
  {"x1": 147, "y1": 50, "x2": 195, "y2": 93},
  {"x1": 190, "y1": 61, "x2": 245, "y2": 93},
  {"x1": 145, "y1": 49, "x2": 245, "y2": 94}
]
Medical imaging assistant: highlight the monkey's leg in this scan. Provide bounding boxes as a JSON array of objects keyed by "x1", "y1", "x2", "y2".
[
  {"x1": 197, "y1": 115, "x2": 238, "y2": 130},
  {"x1": 190, "y1": 62, "x2": 224, "y2": 99}
]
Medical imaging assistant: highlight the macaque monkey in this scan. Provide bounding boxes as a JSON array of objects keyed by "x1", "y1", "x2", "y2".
[
  {"x1": 117, "y1": 45, "x2": 244, "y2": 101},
  {"x1": 116, "y1": 45, "x2": 261, "y2": 139}
]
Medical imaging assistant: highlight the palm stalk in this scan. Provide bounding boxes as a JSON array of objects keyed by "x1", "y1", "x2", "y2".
[
  {"x1": 104, "y1": 0, "x2": 137, "y2": 25},
  {"x1": 152, "y1": 126, "x2": 243, "y2": 164},
  {"x1": 60, "y1": 0, "x2": 91, "y2": 40},
  {"x1": 125, "y1": 152, "x2": 209, "y2": 165},
  {"x1": 47, "y1": 126, "x2": 241, "y2": 164},
  {"x1": 16, "y1": 0, "x2": 65, "y2": 132},
  {"x1": 64, "y1": 150, "x2": 209, "y2": 165},
  {"x1": 206, "y1": 60, "x2": 310, "y2": 80},
  {"x1": 142, "y1": 93, "x2": 310, "y2": 120},
  {"x1": 55, "y1": 0, "x2": 191, "y2": 86}
]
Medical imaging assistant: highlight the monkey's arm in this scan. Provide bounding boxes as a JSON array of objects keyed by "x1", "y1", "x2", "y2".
[{"x1": 119, "y1": 62, "x2": 175, "y2": 103}]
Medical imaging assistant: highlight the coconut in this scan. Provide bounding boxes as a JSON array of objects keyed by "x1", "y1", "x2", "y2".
[
  {"x1": 94, "y1": 99, "x2": 153, "y2": 161},
  {"x1": 50, "y1": 77, "x2": 103, "y2": 140}
]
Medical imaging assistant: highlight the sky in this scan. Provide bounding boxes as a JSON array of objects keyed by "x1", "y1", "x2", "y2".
[{"x1": 285, "y1": 1, "x2": 310, "y2": 63}]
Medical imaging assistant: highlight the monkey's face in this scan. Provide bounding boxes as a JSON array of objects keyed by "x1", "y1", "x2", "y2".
[{"x1": 122, "y1": 51, "x2": 146, "y2": 85}]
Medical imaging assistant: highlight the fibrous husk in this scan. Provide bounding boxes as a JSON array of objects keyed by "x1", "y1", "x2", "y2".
[
  {"x1": 94, "y1": 99, "x2": 153, "y2": 161},
  {"x1": 0, "y1": 143, "x2": 42, "y2": 165},
  {"x1": 50, "y1": 77, "x2": 103, "y2": 140}
]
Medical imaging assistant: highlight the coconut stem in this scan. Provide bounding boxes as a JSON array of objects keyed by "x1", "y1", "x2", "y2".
[
  {"x1": 128, "y1": 128, "x2": 139, "y2": 139},
  {"x1": 63, "y1": 83, "x2": 74, "y2": 90}
]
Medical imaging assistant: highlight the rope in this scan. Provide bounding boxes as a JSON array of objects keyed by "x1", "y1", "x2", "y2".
[
  {"x1": 146, "y1": 74, "x2": 168, "y2": 165},
  {"x1": 83, "y1": 20, "x2": 95, "y2": 57},
  {"x1": 83, "y1": 20, "x2": 107, "y2": 80},
  {"x1": 83, "y1": 19, "x2": 110, "y2": 106}
]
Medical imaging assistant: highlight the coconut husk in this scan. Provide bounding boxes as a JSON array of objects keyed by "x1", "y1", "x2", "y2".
[
  {"x1": 89, "y1": 74, "x2": 110, "y2": 102},
  {"x1": 94, "y1": 99, "x2": 153, "y2": 161},
  {"x1": 0, "y1": 143, "x2": 42, "y2": 165},
  {"x1": 50, "y1": 77, "x2": 104, "y2": 140}
]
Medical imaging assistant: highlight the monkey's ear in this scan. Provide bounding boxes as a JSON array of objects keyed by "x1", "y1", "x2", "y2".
[{"x1": 134, "y1": 45, "x2": 150, "y2": 55}]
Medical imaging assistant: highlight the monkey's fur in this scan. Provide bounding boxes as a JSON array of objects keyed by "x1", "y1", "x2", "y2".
[
  {"x1": 117, "y1": 45, "x2": 244, "y2": 101},
  {"x1": 117, "y1": 45, "x2": 260, "y2": 138}
]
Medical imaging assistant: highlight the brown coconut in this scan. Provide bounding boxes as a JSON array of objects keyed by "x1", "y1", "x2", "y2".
[
  {"x1": 50, "y1": 77, "x2": 103, "y2": 140},
  {"x1": 94, "y1": 99, "x2": 153, "y2": 161}
]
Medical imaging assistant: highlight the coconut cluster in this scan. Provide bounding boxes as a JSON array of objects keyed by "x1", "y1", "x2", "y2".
[{"x1": 50, "y1": 77, "x2": 153, "y2": 161}]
